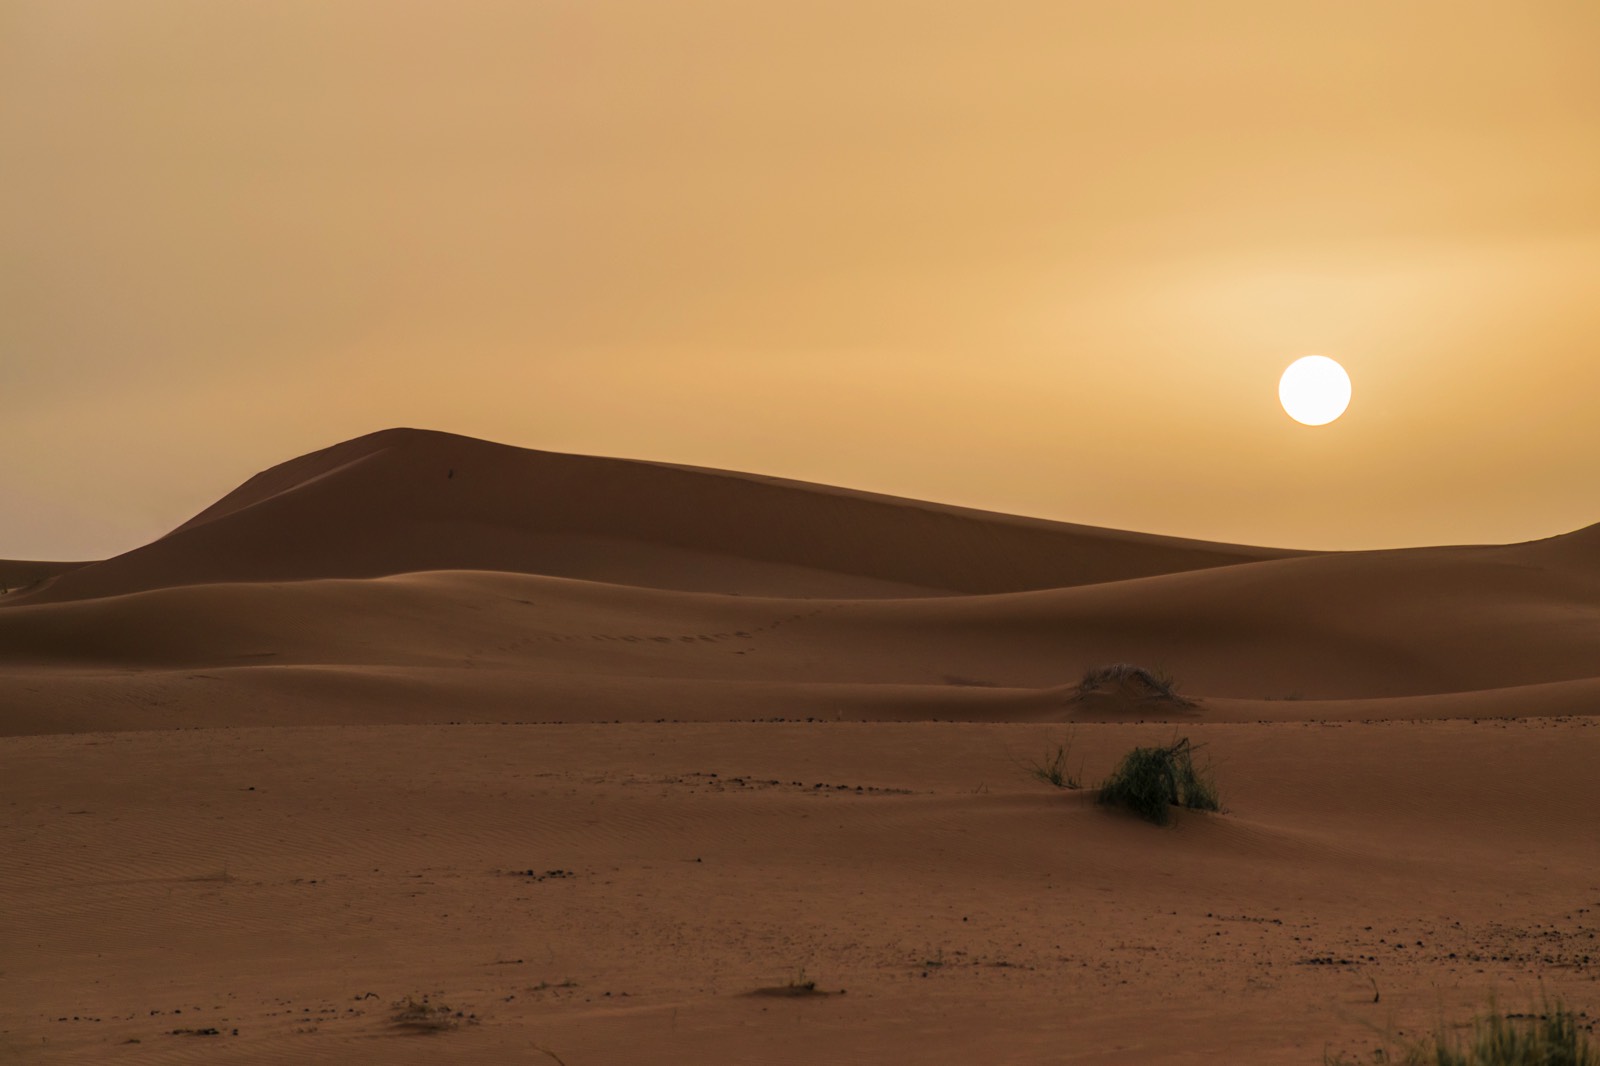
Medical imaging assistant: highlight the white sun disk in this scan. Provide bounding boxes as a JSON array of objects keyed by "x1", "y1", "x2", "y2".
[{"x1": 1279, "y1": 356, "x2": 1351, "y2": 426}]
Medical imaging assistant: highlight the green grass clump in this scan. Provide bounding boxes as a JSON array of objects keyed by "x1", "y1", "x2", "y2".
[
  {"x1": 1418, "y1": 999, "x2": 1595, "y2": 1066},
  {"x1": 1327, "y1": 997, "x2": 1597, "y2": 1066},
  {"x1": 1096, "y1": 736, "x2": 1218, "y2": 825}
]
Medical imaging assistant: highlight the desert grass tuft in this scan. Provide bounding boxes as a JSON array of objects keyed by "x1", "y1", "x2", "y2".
[
  {"x1": 1096, "y1": 736, "x2": 1219, "y2": 825},
  {"x1": 1415, "y1": 998, "x2": 1596, "y2": 1066},
  {"x1": 1026, "y1": 735, "x2": 1083, "y2": 790},
  {"x1": 1325, "y1": 996, "x2": 1597, "y2": 1065}
]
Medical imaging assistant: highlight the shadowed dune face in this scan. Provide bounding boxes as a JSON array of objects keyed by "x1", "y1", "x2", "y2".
[{"x1": 0, "y1": 558, "x2": 87, "y2": 592}]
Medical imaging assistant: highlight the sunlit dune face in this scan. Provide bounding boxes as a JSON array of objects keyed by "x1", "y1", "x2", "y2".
[{"x1": 1278, "y1": 356, "x2": 1352, "y2": 426}]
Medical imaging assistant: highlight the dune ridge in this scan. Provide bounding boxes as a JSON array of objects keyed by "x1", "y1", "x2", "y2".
[{"x1": 7, "y1": 427, "x2": 1302, "y2": 605}]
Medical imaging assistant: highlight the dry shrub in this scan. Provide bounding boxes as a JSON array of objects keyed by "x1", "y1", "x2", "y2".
[
  {"x1": 1077, "y1": 663, "x2": 1193, "y2": 706},
  {"x1": 391, "y1": 994, "x2": 467, "y2": 1033}
]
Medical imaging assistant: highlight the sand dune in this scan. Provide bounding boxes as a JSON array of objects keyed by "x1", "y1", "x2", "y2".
[
  {"x1": 2, "y1": 429, "x2": 1593, "y2": 723},
  {"x1": 11, "y1": 427, "x2": 1299, "y2": 604},
  {"x1": 1, "y1": 539, "x2": 1595, "y2": 736},
  {"x1": 4, "y1": 429, "x2": 1598, "y2": 1063}
]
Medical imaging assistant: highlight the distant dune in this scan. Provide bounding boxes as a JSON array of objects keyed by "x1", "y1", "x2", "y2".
[{"x1": 1, "y1": 427, "x2": 1596, "y2": 734}]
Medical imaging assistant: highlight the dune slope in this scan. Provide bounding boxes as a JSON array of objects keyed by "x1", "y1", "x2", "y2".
[
  {"x1": 0, "y1": 545, "x2": 1597, "y2": 695},
  {"x1": 9, "y1": 428, "x2": 1299, "y2": 604}
]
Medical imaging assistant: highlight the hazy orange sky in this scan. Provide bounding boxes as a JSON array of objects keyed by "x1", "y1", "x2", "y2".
[{"x1": 5, "y1": 1, "x2": 1598, "y2": 559}]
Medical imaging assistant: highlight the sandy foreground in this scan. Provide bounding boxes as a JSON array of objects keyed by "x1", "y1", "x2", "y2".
[{"x1": 3, "y1": 430, "x2": 1598, "y2": 1063}]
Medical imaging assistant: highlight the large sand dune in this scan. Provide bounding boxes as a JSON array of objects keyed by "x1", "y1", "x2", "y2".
[
  {"x1": 12, "y1": 427, "x2": 1299, "y2": 604},
  {"x1": 3, "y1": 429, "x2": 1597, "y2": 1063}
]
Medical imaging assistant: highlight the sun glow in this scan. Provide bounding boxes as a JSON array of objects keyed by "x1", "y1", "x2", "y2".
[{"x1": 1278, "y1": 356, "x2": 1352, "y2": 426}]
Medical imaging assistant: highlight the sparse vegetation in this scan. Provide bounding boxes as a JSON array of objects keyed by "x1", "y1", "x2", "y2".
[
  {"x1": 1096, "y1": 736, "x2": 1219, "y2": 825},
  {"x1": 749, "y1": 968, "x2": 837, "y2": 998},
  {"x1": 1025, "y1": 736, "x2": 1083, "y2": 790},
  {"x1": 529, "y1": 979, "x2": 579, "y2": 993},
  {"x1": 1077, "y1": 662, "x2": 1193, "y2": 706},
  {"x1": 1325, "y1": 997, "x2": 1597, "y2": 1065},
  {"x1": 390, "y1": 994, "x2": 473, "y2": 1033}
]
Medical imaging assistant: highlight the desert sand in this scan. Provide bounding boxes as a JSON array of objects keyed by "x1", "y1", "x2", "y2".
[{"x1": 3, "y1": 428, "x2": 1597, "y2": 1063}]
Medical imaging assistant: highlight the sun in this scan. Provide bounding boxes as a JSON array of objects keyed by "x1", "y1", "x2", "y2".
[{"x1": 1278, "y1": 355, "x2": 1351, "y2": 426}]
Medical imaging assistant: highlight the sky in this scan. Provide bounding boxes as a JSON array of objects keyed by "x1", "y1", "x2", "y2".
[{"x1": 4, "y1": 1, "x2": 1598, "y2": 559}]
